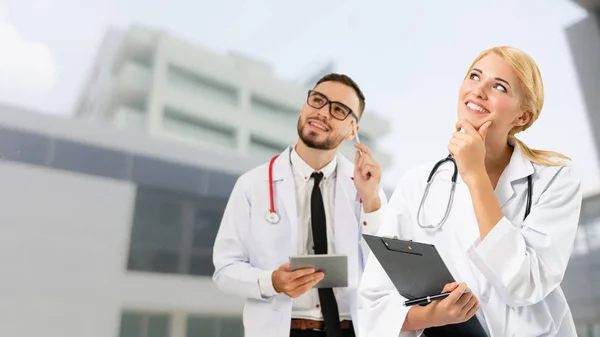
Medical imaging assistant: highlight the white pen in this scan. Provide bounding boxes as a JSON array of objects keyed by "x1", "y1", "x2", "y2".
[{"x1": 353, "y1": 120, "x2": 363, "y2": 155}]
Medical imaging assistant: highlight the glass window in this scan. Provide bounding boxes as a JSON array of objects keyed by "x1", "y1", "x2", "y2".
[
  {"x1": 128, "y1": 189, "x2": 184, "y2": 274},
  {"x1": 123, "y1": 97, "x2": 148, "y2": 112},
  {"x1": 189, "y1": 197, "x2": 227, "y2": 276},
  {"x1": 127, "y1": 187, "x2": 230, "y2": 276},
  {"x1": 249, "y1": 135, "x2": 285, "y2": 158},
  {"x1": 130, "y1": 155, "x2": 208, "y2": 198},
  {"x1": 193, "y1": 206, "x2": 223, "y2": 250},
  {"x1": 189, "y1": 253, "x2": 214, "y2": 276},
  {"x1": 167, "y1": 64, "x2": 238, "y2": 106},
  {"x1": 186, "y1": 316, "x2": 218, "y2": 337},
  {"x1": 219, "y1": 316, "x2": 244, "y2": 337},
  {"x1": 119, "y1": 312, "x2": 170, "y2": 337},
  {"x1": 205, "y1": 171, "x2": 238, "y2": 199},
  {"x1": 128, "y1": 248, "x2": 180, "y2": 274},
  {"x1": 147, "y1": 315, "x2": 170, "y2": 337},
  {"x1": 186, "y1": 315, "x2": 243, "y2": 337},
  {"x1": 250, "y1": 94, "x2": 297, "y2": 125},
  {"x1": 162, "y1": 106, "x2": 237, "y2": 149},
  {"x1": 132, "y1": 53, "x2": 153, "y2": 69},
  {"x1": 251, "y1": 95, "x2": 296, "y2": 115},
  {"x1": 51, "y1": 139, "x2": 129, "y2": 180},
  {"x1": 0, "y1": 128, "x2": 50, "y2": 166},
  {"x1": 132, "y1": 193, "x2": 183, "y2": 249},
  {"x1": 120, "y1": 313, "x2": 143, "y2": 337}
]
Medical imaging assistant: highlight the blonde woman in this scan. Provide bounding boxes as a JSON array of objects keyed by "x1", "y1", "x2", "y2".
[{"x1": 358, "y1": 46, "x2": 582, "y2": 336}]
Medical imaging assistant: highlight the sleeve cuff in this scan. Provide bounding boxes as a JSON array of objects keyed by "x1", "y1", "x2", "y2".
[
  {"x1": 258, "y1": 269, "x2": 278, "y2": 298},
  {"x1": 468, "y1": 216, "x2": 518, "y2": 265},
  {"x1": 468, "y1": 217, "x2": 524, "y2": 291},
  {"x1": 360, "y1": 207, "x2": 384, "y2": 235}
]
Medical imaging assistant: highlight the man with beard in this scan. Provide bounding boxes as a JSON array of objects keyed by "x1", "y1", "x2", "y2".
[{"x1": 212, "y1": 73, "x2": 387, "y2": 337}]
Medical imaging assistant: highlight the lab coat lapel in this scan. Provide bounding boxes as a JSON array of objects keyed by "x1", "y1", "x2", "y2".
[
  {"x1": 270, "y1": 146, "x2": 299, "y2": 254},
  {"x1": 333, "y1": 155, "x2": 358, "y2": 256},
  {"x1": 495, "y1": 144, "x2": 534, "y2": 210}
]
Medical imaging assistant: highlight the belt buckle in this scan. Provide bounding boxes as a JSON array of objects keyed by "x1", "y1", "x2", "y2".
[
  {"x1": 309, "y1": 319, "x2": 325, "y2": 331},
  {"x1": 311, "y1": 320, "x2": 325, "y2": 332}
]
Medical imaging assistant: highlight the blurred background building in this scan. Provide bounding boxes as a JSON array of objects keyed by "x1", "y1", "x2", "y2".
[
  {"x1": 563, "y1": 1, "x2": 600, "y2": 336},
  {"x1": 0, "y1": 1, "x2": 599, "y2": 336},
  {"x1": 73, "y1": 25, "x2": 392, "y2": 171}
]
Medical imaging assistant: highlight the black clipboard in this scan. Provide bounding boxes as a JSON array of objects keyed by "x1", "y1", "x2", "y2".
[{"x1": 363, "y1": 234, "x2": 488, "y2": 337}]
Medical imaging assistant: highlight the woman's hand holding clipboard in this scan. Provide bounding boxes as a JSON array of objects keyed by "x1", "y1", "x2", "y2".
[{"x1": 424, "y1": 282, "x2": 479, "y2": 326}]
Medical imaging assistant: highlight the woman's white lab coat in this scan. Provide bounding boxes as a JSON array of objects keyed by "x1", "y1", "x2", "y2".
[{"x1": 358, "y1": 144, "x2": 582, "y2": 337}]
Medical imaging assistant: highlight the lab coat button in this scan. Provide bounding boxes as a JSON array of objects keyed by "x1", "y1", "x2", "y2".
[
  {"x1": 362, "y1": 221, "x2": 367, "y2": 226},
  {"x1": 481, "y1": 295, "x2": 490, "y2": 303}
]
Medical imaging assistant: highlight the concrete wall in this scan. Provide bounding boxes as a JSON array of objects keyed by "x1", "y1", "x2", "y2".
[
  {"x1": 0, "y1": 160, "x2": 246, "y2": 337},
  {"x1": 0, "y1": 161, "x2": 134, "y2": 337}
]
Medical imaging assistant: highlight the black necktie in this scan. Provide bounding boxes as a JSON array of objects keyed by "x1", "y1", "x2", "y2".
[{"x1": 310, "y1": 172, "x2": 341, "y2": 337}]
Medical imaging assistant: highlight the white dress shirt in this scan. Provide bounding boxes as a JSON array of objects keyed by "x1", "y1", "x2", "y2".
[
  {"x1": 289, "y1": 147, "x2": 382, "y2": 321},
  {"x1": 289, "y1": 147, "x2": 347, "y2": 320}
]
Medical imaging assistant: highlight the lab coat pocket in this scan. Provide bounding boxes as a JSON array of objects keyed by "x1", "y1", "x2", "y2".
[
  {"x1": 248, "y1": 207, "x2": 291, "y2": 268},
  {"x1": 508, "y1": 290, "x2": 567, "y2": 336},
  {"x1": 243, "y1": 304, "x2": 283, "y2": 337}
]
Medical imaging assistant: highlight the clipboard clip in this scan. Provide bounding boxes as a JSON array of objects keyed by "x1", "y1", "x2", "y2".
[{"x1": 381, "y1": 237, "x2": 422, "y2": 256}]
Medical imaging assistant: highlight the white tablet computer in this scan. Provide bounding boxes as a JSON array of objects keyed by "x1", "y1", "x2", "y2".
[{"x1": 289, "y1": 254, "x2": 348, "y2": 288}]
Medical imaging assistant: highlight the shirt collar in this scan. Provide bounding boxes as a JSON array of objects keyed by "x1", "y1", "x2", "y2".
[{"x1": 290, "y1": 146, "x2": 337, "y2": 182}]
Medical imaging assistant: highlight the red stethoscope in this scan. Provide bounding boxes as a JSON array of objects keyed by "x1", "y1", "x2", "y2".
[
  {"x1": 265, "y1": 154, "x2": 281, "y2": 224},
  {"x1": 265, "y1": 153, "x2": 362, "y2": 224}
]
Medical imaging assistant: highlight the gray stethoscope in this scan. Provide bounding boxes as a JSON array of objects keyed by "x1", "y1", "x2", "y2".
[{"x1": 416, "y1": 154, "x2": 532, "y2": 230}]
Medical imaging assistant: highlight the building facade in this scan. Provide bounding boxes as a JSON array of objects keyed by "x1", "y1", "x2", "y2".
[
  {"x1": 0, "y1": 104, "x2": 255, "y2": 337},
  {"x1": 74, "y1": 25, "x2": 393, "y2": 171},
  {"x1": 566, "y1": 2, "x2": 600, "y2": 165},
  {"x1": 564, "y1": 3, "x2": 600, "y2": 335}
]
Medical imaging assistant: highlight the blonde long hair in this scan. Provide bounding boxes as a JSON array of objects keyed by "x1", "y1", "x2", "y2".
[{"x1": 465, "y1": 46, "x2": 571, "y2": 166}]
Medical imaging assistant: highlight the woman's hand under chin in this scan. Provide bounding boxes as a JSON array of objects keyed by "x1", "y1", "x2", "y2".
[{"x1": 447, "y1": 119, "x2": 492, "y2": 187}]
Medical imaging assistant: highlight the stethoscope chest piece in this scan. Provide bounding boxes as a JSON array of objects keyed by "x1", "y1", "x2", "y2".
[{"x1": 265, "y1": 210, "x2": 280, "y2": 224}]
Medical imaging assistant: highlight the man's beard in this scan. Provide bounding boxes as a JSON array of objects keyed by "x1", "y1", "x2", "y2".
[{"x1": 297, "y1": 118, "x2": 344, "y2": 150}]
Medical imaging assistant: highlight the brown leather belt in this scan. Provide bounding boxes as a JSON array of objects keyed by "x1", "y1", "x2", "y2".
[{"x1": 291, "y1": 319, "x2": 353, "y2": 331}]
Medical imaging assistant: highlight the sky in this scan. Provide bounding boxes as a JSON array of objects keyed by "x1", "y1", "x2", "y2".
[{"x1": 1, "y1": 0, "x2": 599, "y2": 194}]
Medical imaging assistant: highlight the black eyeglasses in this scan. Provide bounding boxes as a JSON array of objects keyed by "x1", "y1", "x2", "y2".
[{"x1": 306, "y1": 90, "x2": 359, "y2": 121}]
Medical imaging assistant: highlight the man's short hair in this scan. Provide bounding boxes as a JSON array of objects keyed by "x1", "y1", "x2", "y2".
[{"x1": 314, "y1": 73, "x2": 366, "y2": 118}]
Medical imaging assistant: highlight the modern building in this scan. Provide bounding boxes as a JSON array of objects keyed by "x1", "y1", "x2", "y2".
[
  {"x1": 1, "y1": 102, "x2": 599, "y2": 337},
  {"x1": 566, "y1": 1, "x2": 600, "y2": 164},
  {"x1": 564, "y1": 3, "x2": 600, "y2": 335},
  {"x1": 73, "y1": 25, "x2": 393, "y2": 171},
  {"x1": 562, "y1": 191, "x2": 600, "y2": 336},
  {"x1": 0, "y1": 103, "x2": 257, "y2": 337}
]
